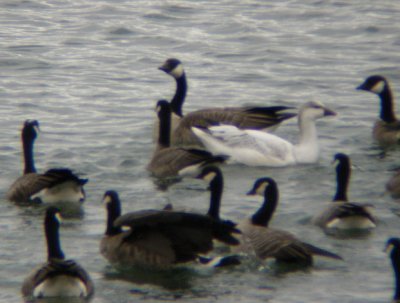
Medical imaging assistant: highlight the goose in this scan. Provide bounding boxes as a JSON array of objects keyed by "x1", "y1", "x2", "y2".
[
  {"x1": 386, "y1": 238, "x2": 400, "y2": 302},
  {"x1": 147, "y1": 100, "x2": 228, "y2": 178},
  {"x1": 21, "y1": 207, "x2": 94, "y2": 299},
  {"x1": 100, "y1": 190, "x2": 240, "y2": 268},
  {"x1": 7, "y1": 120, "x2": 88, "y2": 204},
  {"x1": 233, "y1": 177, "x2": 342, "y2": 265},
  {"x1": 312, "y1": 153, "x2": 376, "y2": 231},
  {"x1": 191, "y1": 101, "x2": 336, "y2": 167},
  {"x1": 357, "y1": 75, "x2": 400, "y2": 145},
  {"x1": 159, "y1": 58, "x2": 297, "y2": 147}
]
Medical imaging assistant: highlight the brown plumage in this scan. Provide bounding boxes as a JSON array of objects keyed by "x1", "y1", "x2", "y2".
[
  {"x1": 147, "y1": 100, "x2": 227, "y2": 178},
  {"x1": 100, "y1": 190, "x2": 239, "y2": 268}
]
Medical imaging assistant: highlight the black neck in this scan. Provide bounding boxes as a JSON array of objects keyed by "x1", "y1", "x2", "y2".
[
  {"x1": 46, "y1": 217, "x2": 65, "y2": 260},
  {"x1": 106, "y1": 202, "x2": 122, "y2": 236},
  {"x1": 379, "y1": 85, "x2": 396, "y2": 123},
  {"x1": 207, "y1": 172, "x2": 223, "y2": 220},
  {"x1": 22, "y1": 134, "x2": 36, "y2": 174},
  {"x1": 333, "y1": 161, "x2": 350, "y2": 202},
  {"x1": 170, "y1": 73, "x2": 187, "y2": 117},
  {"x1": 251, "y1": 185, "x2": 278, "y2": 227},
  {"x1": 392, "y1": 250, "x2": 400, "y2": 301},
  {"x1": 158, "y1": 106, "x2": 171, "y2": 148}
]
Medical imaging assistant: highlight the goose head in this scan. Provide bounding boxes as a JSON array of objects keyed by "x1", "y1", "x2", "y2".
[
  {"x1": 247, "y1": 177, "x2": 279, "y2": 227},
  {"x1": 22, "y1": 119, "x2": 40, "y2": 143},
  {"x1": 103, "y1": 190, "x2": 122, "y2": 236},
  {"x1": 357, "y1": 75, "x2": 388, "y2": 95},
  {"x1": 159, "y1": 58, "x2": 184, "y2": 79},
  {"x1": 298, "y1": 101, "x2": 336, "y2": 122}
]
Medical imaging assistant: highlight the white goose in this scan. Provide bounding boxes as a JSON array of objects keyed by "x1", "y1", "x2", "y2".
[{"x1": 191, "y1": 101, "x2": 336, "y2": 167}]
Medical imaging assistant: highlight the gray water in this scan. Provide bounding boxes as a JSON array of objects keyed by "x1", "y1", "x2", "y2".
[{"x1": 1, "y1": 0, "x2": 400, "y2": 302}]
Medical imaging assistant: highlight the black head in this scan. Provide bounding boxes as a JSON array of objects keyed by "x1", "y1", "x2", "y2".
[
  {"x1": 22, "y1": 119, "x2": 40, "y2": 141},
  {"x1": 103, "y1": 190, "x2": 122, "y2": 215},
  {"x1": 357, "y1": 75, "x2": 388, "y2": 94},
  {"x1": 386, "y1": 238, "x2": 400, "y2": 256},
  {"x1": 159, "y1": 58, "x2": 184, "y2": 78},
  {"x1": 333, "y1": 153, "x2": 350, "y2": 166},
  {"x1": 247, "y1": 177, "x2": 277, "y2": 196}
]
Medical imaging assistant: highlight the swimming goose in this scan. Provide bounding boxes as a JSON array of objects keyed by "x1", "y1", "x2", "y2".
[
  {"x1": 21, "y1": 207, "x2": 94, "y2": 299},
  {"x1": 234, "y1": 177, "x2": 342, "y2": 265},
  {"x1": 100, "y1": 190, "x2": 240, "y2": 268},
  {"x1": 7, "y1": 120, "x2": 88, "y2": 204},
  {"x1": 159, "y1": 58, "x2": 297, "y2": 147},
  {"x1": 147, "y1": 100, "x2": 228, "y2": 178},
  {"x1": 385, "y1": 238, "x2": 400, "y2": 303},
  {"x1": 312, "y1": 153, "x2": 376, "y2": 231},
  {"x1": 357, "y1": 75, "x2": 400, "y2": 145},
  {"x1": 191, "y1": 101, "x2": 336, "y2": 167}
]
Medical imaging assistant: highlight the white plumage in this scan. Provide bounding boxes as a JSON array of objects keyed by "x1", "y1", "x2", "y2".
[{"x1": 191, "y1": 101, "x2": 336, "y2": 167}]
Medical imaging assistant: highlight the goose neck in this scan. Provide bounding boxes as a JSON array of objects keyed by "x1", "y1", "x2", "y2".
[
  {"x1": 158, "y1": 107, "x2": 171, "y2": 148},
  {"x1": 45, "y1": 217, "x2": 65, "y2": 260},
  {"x1": 106, "y1": 204, "x2": 122, "y2": 236},
  {"x1": 392, "y1": 251, "x2": 400, "y2": 301},
  {"x1": 379, "y1": 86, "x2": 396, "y2": 123},
  {"x1": 251, "y1": 186, "x2": 278, "y2": 227},
  {"x1": 333, "y1": 161, "x2": 350, "y2": 202},
  {"x1": 22, "y1": 134, "x2": 36, "y2": 174},
  {"x1": 298, "y1": 116, "x2": 318, "y2": 146},
  {"x1": 207, "y1": 174, "x2": 223, "y2": 220},
  {"x1": 170, "y1": 73, "x2": 187, "y2": 117}
]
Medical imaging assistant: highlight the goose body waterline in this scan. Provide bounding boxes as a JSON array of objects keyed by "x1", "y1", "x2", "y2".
[
  {"x1": 100, "y1": 190, "x2": 239, "y2": 268},
  {"x1": 21, "y1": 207, "x2": 94, "y2": 299},
  {"x1": 191, "y1": 101, "x2": 336, "y2": 167},
  {"x1": 7, "y1": 120, "x2": 87, "y2": 204},
  {"x1": 147, "y1": 100, "x2": 227, "y2": 178},
  {"x1": 312, "y1": 153, "x2": 376, "y2": 231},
  {"x1": 159, "y1": 58, "x2": 297, "y2": 147},
  {"x1": 234, "y1": 177, "x2": 342, "y2": 265}
]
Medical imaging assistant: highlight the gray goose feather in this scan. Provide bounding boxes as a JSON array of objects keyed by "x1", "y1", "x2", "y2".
[
  {"x1": 22, "y1": 207, "x2": 94, "y2": 299},
  {"x1": 147, "y1": 100, "x2": 227, "y2": 178},
  {"x1": 100, "y1": 190, "x2": 239, "y2": 268},
  {"x1": 235, "y1": 177, "x2": 342, "y2": 265},
  {"x1": 159, "y1": 58, "x2": 297, "y2": 147},
  {"x1": 7, "y1": 120, "x2": 87, "y2": 204}
]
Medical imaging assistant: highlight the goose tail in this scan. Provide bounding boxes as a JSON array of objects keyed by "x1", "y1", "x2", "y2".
[{"x1": 303, "y1": 243, "x2": 343, "y2": 260}]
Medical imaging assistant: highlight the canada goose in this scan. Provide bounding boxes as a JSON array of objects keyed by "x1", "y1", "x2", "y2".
[
  {"x1": 234, "y1": 177, "x2": 342, "y2": 265},
  {"x1": 147, "y1": 100, "x2": 228, "y2": 178},
  {"x1": 357, "y1": 75, "x2": 400, "y2": 145},
  {"x1": 7, "y1": 120, "x2": 88, "y2": 204},
  {"x1": 100, "y1": 190, "x2": 240, "y2": 268},
  {"x1": 21, "y1": 207, "x2": 94, "y2": 299},
  {"x1": 191, "y1": 101, "x2": 336, "y2": 167},
  {"x1": 312, "y1": 153, "x2": 376, "y2": 231},
  {"x1": 159, "y1": 58, "x2": 297, "y2": 147},
  {"x1": 385, "y1": 238, "x2": 400, "y2": 303}
]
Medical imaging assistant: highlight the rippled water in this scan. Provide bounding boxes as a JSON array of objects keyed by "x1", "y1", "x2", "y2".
[{"x1": 1, "y1": 0, "x2": 400, "y2": 302}]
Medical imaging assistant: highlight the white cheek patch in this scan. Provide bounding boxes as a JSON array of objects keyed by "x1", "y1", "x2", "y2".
[
  {"x1": 256, "y1": 183, "x2": 268, "y2": 196},
  {"x1": 203, "y1": 172, "x2": 217, "y2": 183},
  {"x1": 371, "y1": 80, "x2": 385, "y2": 94},
  {"x1": 386, "y1": 243, "x2": 395, "y2": 256},
  {"x1": 103, "y1": 195, "x2": 112, "y2": 205},
  {"x1": 170, "y1": 63, "x2": 184, "y2": 79}
]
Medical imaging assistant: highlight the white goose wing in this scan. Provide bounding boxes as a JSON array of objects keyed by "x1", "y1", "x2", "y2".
[{"x1": 192, "y1": 125, "x2": 295, "y2": 167}]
